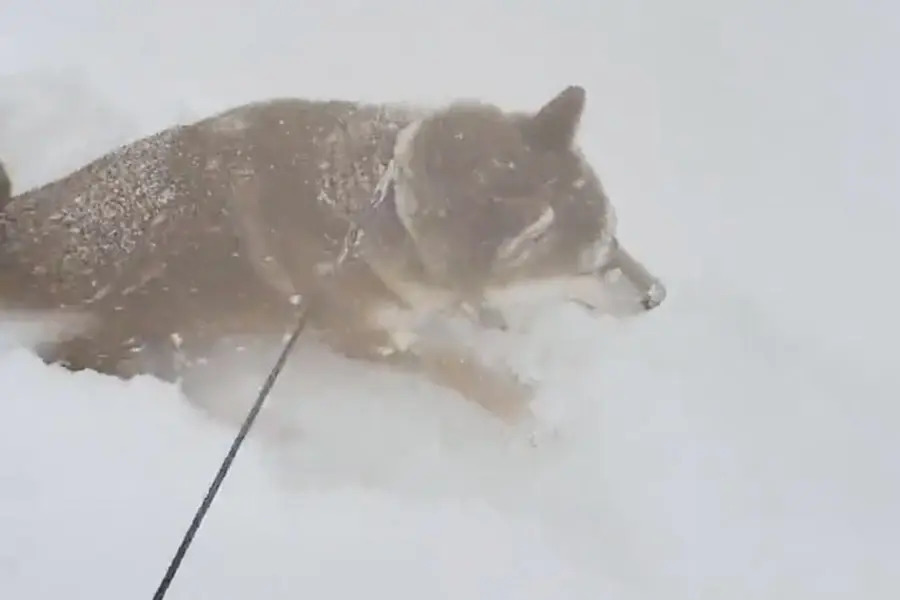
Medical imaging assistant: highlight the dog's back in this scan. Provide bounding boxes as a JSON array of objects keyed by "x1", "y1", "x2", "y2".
[{"x1": 0, "y1": 97, "x2": 420, "y2": 375}]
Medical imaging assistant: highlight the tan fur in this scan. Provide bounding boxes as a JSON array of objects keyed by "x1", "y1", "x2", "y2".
[{"x1": 0, "y1": 86, "x2": 666, "y2": 423}]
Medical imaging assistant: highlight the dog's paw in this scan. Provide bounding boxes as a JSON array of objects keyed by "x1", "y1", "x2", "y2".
[
  {"x1": 499, "y1": 415, "x2": 563, "y2": 451},
  {"x1": 478, "y1": 373, "x2": 536, "y2": 425},
  {"x1": 516, "y1": 391, "x2": 571, "y2": 449},
  {"x1": 527, "y1": 422, "x2": 563, "y2": 447}
]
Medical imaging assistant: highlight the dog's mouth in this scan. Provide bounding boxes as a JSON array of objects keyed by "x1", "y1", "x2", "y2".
[
  {"x1": 541, "y1": 242, "x2": 666, "y2": 321},
  {"x1": 561, "y1": 232, "x2": 667, "y2": 316},
  {"x1": 478, "y1": 250, "x2": 666, "y2": 331}
]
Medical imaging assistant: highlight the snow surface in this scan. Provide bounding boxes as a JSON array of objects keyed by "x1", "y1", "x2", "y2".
[{"x1": 1, "y1": 1, "x2": 898, "y2": 598}]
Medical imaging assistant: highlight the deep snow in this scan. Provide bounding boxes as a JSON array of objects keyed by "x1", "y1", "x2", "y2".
[{"x1": 1, "y1": 1, "x2": 898, "y2": 598}]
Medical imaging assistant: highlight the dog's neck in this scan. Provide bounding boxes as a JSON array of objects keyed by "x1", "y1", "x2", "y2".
[
  {"x1": 351, "y1": 164, "x2": 505, "y2": 331},
  {"x1": 316, "y1": 103, "x2": 422, "y2": 218},
  {"x1": 329, "y1": 115, "x2": 498, "y2": 320},
  {"x1": 351, "y1": 160, "x2": 442, "y2": 298}
]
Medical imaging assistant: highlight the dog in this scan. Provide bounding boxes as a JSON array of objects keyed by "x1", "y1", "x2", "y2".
[{"x1": 0, "y1": 85, "x2": 666, "y2": 423}]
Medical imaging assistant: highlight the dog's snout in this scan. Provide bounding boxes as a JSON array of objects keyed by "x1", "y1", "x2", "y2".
[
  {"x1": 641, "y1": 280, "x2": 667, "y2": 311},
  {"x1": 607, "y1": 244, "x2": 666, "y2": 312}
]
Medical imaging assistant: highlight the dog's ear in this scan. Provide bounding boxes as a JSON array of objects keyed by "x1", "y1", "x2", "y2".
[{"x1": 524, "y1": 85, "x2": 586, "y2": 151}]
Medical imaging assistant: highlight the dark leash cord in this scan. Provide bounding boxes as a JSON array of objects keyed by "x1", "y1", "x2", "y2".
[
  {"x1": 149, "y1": 166, "x2": 382, "y2": 599},
  {"x1": 151, "y1": 300, "x2": 312, "y2": 600}
]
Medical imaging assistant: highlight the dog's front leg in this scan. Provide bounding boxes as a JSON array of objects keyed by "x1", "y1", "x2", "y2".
[
  {"x1": 315, "y1": 290, "x2": 532, "y2": 422},
  {"x1": 407, "y1": 340, "x2": 535, "y2": 424},
  {"x1": 322, "y1": 326, "x2": 535, "y2": 424},
  {"x1": 458, "y1": 301, "x2": 509, "y2": 331}
]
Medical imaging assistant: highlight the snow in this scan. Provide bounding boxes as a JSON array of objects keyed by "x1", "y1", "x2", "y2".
[{"x1": 1, "y1": 0, "x2": 898, "y2": 598}]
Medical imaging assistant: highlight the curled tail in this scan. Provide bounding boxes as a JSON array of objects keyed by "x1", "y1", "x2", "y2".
[{"x1": 0, "y1": 159, "x2": 10, "y2": 209}]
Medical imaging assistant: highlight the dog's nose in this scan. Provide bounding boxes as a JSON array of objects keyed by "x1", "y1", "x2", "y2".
[{"x1": 641, "y1": 280, "x2": 667, "y2": 311}]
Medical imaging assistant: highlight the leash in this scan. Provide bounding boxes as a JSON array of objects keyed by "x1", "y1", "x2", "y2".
[
  {"x1": 149, "y1": 163, "x2": 395, "y2": 599},
  {"x1": 150, "y1": 299, "x2": 311, "y2": 600}
]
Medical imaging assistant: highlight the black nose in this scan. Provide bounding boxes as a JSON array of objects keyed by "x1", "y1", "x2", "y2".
[{"x1": 641, "y1": 281, "x2": 667, "y2": 310}]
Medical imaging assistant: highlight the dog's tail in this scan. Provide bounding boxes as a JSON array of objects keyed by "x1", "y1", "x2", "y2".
[
  {"x1": 0, "y1": 159, "x2": 10, "y2": 210},
  {"x1": 0, "y1": 160, "x2": 94, "y2": 342}
]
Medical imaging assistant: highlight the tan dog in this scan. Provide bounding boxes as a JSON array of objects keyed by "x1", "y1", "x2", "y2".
[{"x1": 0, "y1": 85, "x2": 666, "y2": 422}]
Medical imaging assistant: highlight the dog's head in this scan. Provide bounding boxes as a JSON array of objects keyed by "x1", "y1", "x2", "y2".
[{"x1": 385, "y1": 85, "x2": 666, "y2": 319}]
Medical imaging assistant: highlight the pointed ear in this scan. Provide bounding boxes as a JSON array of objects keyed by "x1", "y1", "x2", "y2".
[{"x1": 524, "y1": 85, "x2": 586, "y2": 150}]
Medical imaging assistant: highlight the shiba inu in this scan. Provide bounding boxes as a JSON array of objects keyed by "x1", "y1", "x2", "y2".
[{"x1": 0, "y1": 85, "x2": 665, "y2": 422}]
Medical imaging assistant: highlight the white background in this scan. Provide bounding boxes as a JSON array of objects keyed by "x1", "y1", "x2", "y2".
[{"x1": 1, "y1": 1, "x2": 897, "y2": 598}]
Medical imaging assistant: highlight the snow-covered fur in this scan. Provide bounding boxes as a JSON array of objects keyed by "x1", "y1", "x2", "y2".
[{"x1": 0, "y1": 86, "x2": 666, "y2": 422}]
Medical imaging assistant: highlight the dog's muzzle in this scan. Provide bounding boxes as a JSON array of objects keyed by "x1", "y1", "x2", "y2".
[{"x1": 607, "y1": 244, "x2": 667, "y2": 311}]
